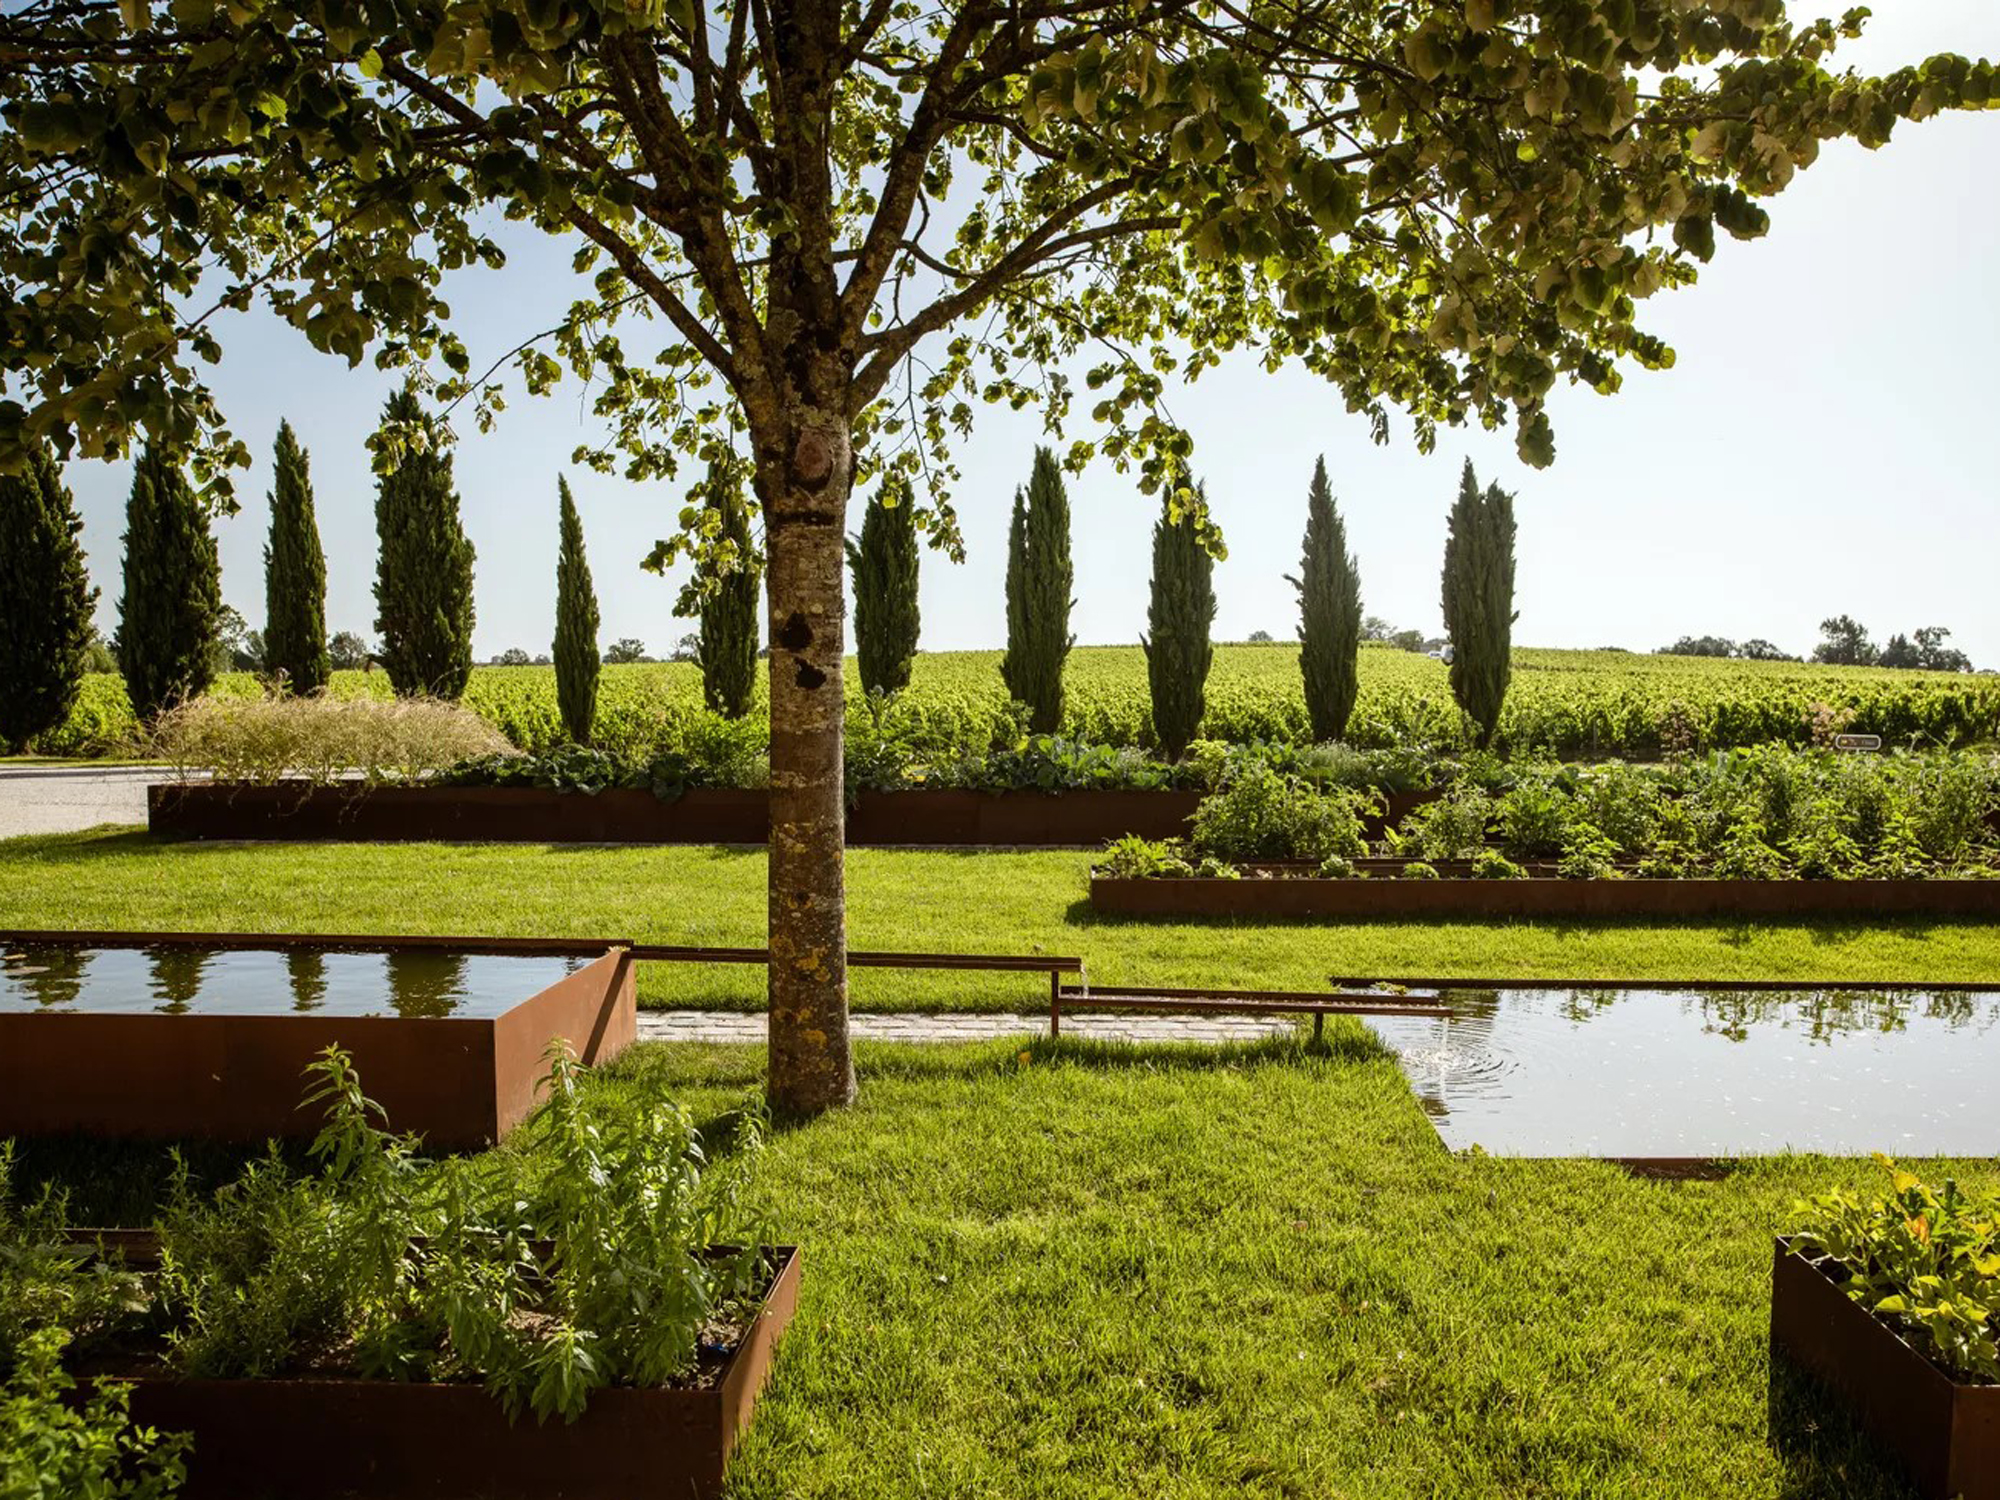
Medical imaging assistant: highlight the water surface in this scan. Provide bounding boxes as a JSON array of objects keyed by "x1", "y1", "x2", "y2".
[
  {"x1": 0, "y1": 945, "x2": 590, "y2": 1020},
  {"x1": 1366, "y1": 985, "x2": 2000, "y2": 1158}
]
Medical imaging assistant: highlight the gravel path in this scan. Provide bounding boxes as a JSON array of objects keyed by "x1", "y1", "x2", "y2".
[
  {"x1": 0, "y1": 766, "x2": 166, "y2": 839},
  {"x1": 638, "y1": 1009, "x2": 1299, "y2": 1045}
]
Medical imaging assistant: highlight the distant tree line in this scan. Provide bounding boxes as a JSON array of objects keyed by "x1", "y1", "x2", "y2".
[{"x1": 1657, "y1": 618, "x2": 1975, "y2": 671}]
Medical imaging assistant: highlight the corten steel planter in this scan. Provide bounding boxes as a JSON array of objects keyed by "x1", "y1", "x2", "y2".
[
  {"x1": 1088, "y1": 874, "x2": 2000, "y2": 921},
  {"x1": 1770, "y1": 1239, "x2": 2000, "y2": 1500},
  {"x1": 149, "y1": 781, "x2": 1220, "y2": 847},
  {"x1": 100, "y1": 1245, "x2": 800, "y2": 1500},
  {"x1": 0, "y1": 935, "x2": 635, "y2": 1149}
]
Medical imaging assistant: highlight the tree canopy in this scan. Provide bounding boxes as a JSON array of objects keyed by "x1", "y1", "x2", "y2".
[{"x1": 3, "y1": 3, "x2": 1991, "y2": 501}]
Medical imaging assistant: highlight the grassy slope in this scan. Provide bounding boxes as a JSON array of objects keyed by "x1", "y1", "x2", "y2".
[
  {"x1": 14, "y1": 1036, "x2": 1990, "y2": 1498},
  {"x1": 3, "y1": 831, "x2": 1998, "y2": 1009}
]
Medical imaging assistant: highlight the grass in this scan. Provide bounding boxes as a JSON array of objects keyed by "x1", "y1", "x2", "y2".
[
  {"x1": 11, "y1": 1034, "x2": 1994, "y2": 1498},
  {"x1": 4, "y1": 830, "x2": 2000, "y2": 1011}
]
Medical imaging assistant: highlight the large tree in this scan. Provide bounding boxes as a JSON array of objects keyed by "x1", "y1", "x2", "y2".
[
  {"x1": 1440, "y1": 460, "x2": 1517, "y2": 749},
  {"x1": 1141, "y1": 483, "x2": 1217, "y2": 759},
  {"x1": 263, "y1": 420, "x2": 331, "y2": 693},
  {"x1": 117, "y1": 444, "x2": 222, "y2": 722},
  {"x1": 1000, "y1": 446, "x2": 1076, "y2": 734},
  {"x1": 553, "y1": 476, "x2": 600, "y2": 742},
  {"x1": 372, "y1": 385, "x2": 476, "y2": 699},
  {"x1": 0, "y1": 441, "x2": 97, "y2": 751},
  {"x1": 0, "y1": 4, "x2": 1992, "y2": 1113},
  {"x1": 1289, "y1": 457, "x2": 1362, "y2": 743},
  {"x1": 847, "y1": 473, "x2": 921, "y2": 699}
]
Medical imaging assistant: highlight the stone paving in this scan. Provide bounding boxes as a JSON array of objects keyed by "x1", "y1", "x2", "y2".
[
  {"x1": 638, "y1": 1008, "x2": 1300, "y2": 1045},
  {"x1": 0, "y1": 766, "x2": 168, "y2": 839}
]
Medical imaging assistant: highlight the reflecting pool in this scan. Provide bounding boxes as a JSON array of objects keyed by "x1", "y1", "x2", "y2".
[
  {"x1": 0, "y1": 945, "x2": 589, "y2": 1020},
  {"x1": 1366, "y1": 985, "x2": 2000, "y2": 1158}
]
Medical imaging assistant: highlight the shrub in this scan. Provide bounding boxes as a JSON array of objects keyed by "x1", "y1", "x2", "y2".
[
  {"x1": 1789, "y1": 1158, "x2": 1999, "y2": 1384},
  {"x1": 152, "y1": 693, "x2": 513, "y2": 786},
  {"x1": 1469, "y1": 849, "x2": 1525, "y2": 880},
  {"x1": 1187, "y1": 764, "x2": 1369, "y2": 863},
  {"x1": 151, "y1": 1048, "x2": 768, "y2": 1420},
  {"x1": 1496, "y1": 764, "x2": 1576, "y2": 858},
  {"x1": 1392, "y1": 786, "x2": 1494, "y2": 861},
  {"x1": 1094, "y1": 835, "x2": 1191, "y2": 879},
  {"x1": 1400, "y1": 860, "x2": 1441, "y2": 880},
  {"x1": 0, "y1": 1329, "x2": 188, "y2": 1499}
]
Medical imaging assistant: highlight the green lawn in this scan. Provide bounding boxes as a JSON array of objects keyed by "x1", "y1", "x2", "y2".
[
  {"x1": 3, "y1": 829, "x2": 1999, "y2": 1010},
  {"x1": 5, "y1": 829, "x2": 1996, "y2": 1493},
  {"x1": 11, "y1": 1035, "x2": 1990, "y2": 1498}
]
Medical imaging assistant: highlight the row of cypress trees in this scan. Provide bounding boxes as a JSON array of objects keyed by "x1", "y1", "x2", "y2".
[{"x1": 993, "y1": 450, "x2": 1516, "y2": 755}]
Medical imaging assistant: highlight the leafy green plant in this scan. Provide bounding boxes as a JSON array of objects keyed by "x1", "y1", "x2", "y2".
[
  {"x1": 0, "y1": 1329, "x2": 188, "y2": 1500},
  {"x1": 1094, "y1": 836, "x2": 1191, "y2": 880},
  {"x1": 0, "y1": 1146, "x2": 147, "y2": 1377},
  {"x1": 1392, "y1": 786, "x2": 1494, "y2": 862},
  {"x1": 1790, "y1": 1158, "x2": 1999, "y2": 1384},
  {"x1": 1316, "y1": 855, "x2": 1362, "y2": 879},
  {"x1": 1186, "y1": 765, "x2": 1370, "y2": 863},
  {"x1": 1496, "y1": 764, "x2": 1576, "y2": 858},
  {"x1": 1191, "y1": 856, "x2": 1241, "y2": 880},
  {"x1": 1469, "y1": 849, "x2": 1525, "y2": 880},
  {"x1": 155, "y1": 693, "x2": 512, "y2": 787},
  {"x1": 1400, "y1": 861, "x2": 1441, "y2": 880},
  {"x1": 150, "y1": 1047, "x2": 769, "y2": 1418},
  {"x1": 1557, "y1": 825, "x2": 1620, "y2": 881}
]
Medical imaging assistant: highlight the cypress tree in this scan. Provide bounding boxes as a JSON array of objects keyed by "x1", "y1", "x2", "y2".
[
  {"x1": 0, "y1": 442, "x2": 98, "y2": 751},
  {"x1": 998, "y1": 445, "x2": 1073, "y2": 733},
  {"x1": 372, "y1": 385, "x2": 476, "y2": 699},
  {"x1": 846, "y1": 473, "x2": 921, "y2": 698},
  {"x1": 697, "y1": 460, "x2": 760, "y2": 719},
  {"x1": 1141, "y1": 484, "x2": 1218, "y2": 759},
  {"x1": 117, "y1": 444, "x2": 222, "y2": 723},
  {"x1": 553, "y1": 476, "x2": 601, "y2": 743},
  {"x1": 1439, "y1": 459, "x2": 1518, "y2": 749},
  {"x1": 262, "y1": 420, "x2": 330, "y2": 693},
  {"x1": 1289, "y1": 456, "x2": 1363, "y2": 742}
]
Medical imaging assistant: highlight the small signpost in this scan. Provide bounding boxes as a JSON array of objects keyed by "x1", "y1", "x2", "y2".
[{"x1": 1833, "y1": 733, "x2": 1883, "y2": 752}]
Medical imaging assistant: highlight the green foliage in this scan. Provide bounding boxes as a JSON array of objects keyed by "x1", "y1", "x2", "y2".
[
  {"x1": 0, "y1": 440, "x2": 96, "y2": 752},
  {"x1": 553, "y1": 478, "x2": 601, "y2": 744},
  {"x1": 1093, "y1": 835, "x2": 1192, "y2": 880},
  {"x1": 150, "y1": 1047, "x2": 768, "y2": 1419},
  {"x1": 0, "y1": 1329, "x2": 188, "y2": 1500},
  {"x1": 1187, "y1": 764, "x2": 1370, "y2": 863},
  {"x1": 688, "y1": 461, "x2": 760, "y2": 721},
  {"x1": 999, "y1": 449, "x2": 1074, "y2": 735},
  {"x1": 1469, "y1": 849, "x2": 1527, "y2": 880},
  {"x1": 1400, "y1": 861, "x2": 1441, "y2": 881},
  {"x1": 1440, "y1": 461, "x2": 1517, "y2": 749},
  {"x1": 847, "y1": 475, "x2": 922, "y2": 699},
  {"x1": 1394, "y1": 787, "x2": 1497, "y2": 862},
  {"x1": 1142, "y1": 487, "x2": 1217, "y2": 760},
  {"x1": 372, "y1": 387, "x2": 475, "y2": 701},
  {"x1": 261, "y1": 422, "x2": 329, "y2": 695},
  {"x1": 116, "y1": 446, "x2": 220, "y2": 724},
  {"x1": 1290, "y1": 458, "x2": 1362, "y2": 743},
  {"x1": 1791, "y1": 1158, "x2": 2000, "y2": 1384}
]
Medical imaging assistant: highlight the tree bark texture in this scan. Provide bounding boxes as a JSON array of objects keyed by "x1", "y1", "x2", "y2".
[{"x1": 756, "y1": 407, "x2": 856, "y2": 1116}]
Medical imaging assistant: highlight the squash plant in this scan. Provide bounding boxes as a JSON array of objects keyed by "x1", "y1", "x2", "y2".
[{"x1": 1790, "y1": 1157, "x2": 2000, "y2": 1384}]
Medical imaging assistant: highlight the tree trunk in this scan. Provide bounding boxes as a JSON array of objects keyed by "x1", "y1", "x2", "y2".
[{"x1": 759, "y1": 412, "x2": 856, "y2": 1116}]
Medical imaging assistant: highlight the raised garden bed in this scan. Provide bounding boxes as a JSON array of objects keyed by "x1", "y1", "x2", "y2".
[
  {"x1": 1771, "y1": 1238, "x2": 1999, "y2": 1500},
  {"x1": 0, "y1": 932, "x2": 634, "y2": 1148},
  {"x1": 86, "y1": 1243, "x2": 800, "y2": 1500},
  {"x1": 1089, "y1": 871, "x2": 2000, "y2": 920},
  {"x1": 148, "y1": 782, "x2": 1434, "y2": 848}
]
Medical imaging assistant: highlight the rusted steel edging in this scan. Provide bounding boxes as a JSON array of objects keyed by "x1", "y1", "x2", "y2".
[{"x1": 1089, "y1": 874, "x2": 2000, "y2": 921}]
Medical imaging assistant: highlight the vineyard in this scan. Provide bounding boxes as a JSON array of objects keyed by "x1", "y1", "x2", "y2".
[{"x1": 35, "y1": 643, "x2": 2000, "y2": 763}]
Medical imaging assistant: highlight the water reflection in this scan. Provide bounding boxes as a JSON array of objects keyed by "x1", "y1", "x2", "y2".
[
  {"x1": 148, "y1": 948, "x2": 211, "y2": 1015},
  {"x1": 1372, "y1": 985, "x2": 2000, "y2": 1158},
  {"x1": 287, "y1": 950, "x2": 327, "y2": 1013},
  {"x1": 0, "y1": 945, "x2": 585, "y2": 1019},
  {"x1": 383, "y1": 952, "x2": 471, "y2": 1019}
]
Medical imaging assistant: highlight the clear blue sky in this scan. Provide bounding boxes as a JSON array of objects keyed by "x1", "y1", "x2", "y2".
[{"x1": 58, "y1": 4, "x2": 2000, "y2": 668}]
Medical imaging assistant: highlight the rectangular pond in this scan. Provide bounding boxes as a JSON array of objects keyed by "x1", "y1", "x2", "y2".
[
  {"x1": 1365, "y1": 984, "x2": 2000, "y2": 1161},
  {"x1": 0, "y1": 935, "x2": 636, "y2": 1149}
]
